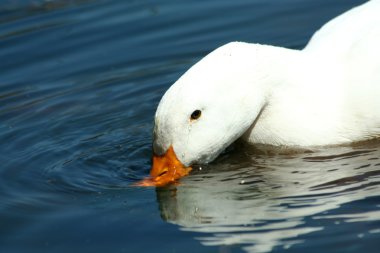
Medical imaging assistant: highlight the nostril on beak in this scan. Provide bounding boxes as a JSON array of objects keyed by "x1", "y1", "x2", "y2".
[{"x1": 158, "y1": 169, "x2": 168, "y2": 177}]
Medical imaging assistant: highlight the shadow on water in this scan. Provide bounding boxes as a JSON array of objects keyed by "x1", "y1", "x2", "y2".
[{"x1": 156, "y1": 141, "x2": 380, "y2": 253}]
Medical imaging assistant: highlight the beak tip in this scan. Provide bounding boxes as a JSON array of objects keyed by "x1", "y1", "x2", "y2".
[{"x1": 134, "y1": 145, "x2": 192, "y2": 187}]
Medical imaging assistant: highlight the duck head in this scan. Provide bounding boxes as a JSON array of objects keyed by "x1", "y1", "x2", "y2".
[{"x1": 137, "y1": 42, "x2": 268, "y2": 186}]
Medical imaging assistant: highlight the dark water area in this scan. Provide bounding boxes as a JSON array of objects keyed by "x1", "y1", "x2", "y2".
[{"x1": 1, "y1": 0, "x2": 378, "y2": 252}]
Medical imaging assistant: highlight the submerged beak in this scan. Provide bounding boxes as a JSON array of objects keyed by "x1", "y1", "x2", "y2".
[{"x1": 135, "y1": 146, "x2": 192, "y2": 187}]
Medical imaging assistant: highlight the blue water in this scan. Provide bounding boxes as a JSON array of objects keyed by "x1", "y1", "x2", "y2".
[{"x1": 1, "y1": 0, "x2": 379, "y2": 252}]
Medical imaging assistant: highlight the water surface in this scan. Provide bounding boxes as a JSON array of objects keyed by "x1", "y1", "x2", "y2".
[{"x1": 1, "y1": 0, "x2": 378, "y2": 252}]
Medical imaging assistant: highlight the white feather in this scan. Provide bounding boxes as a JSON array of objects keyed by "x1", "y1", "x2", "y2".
[{"x1": 154, "y1": 1, "x2": 380, "y2": 165}]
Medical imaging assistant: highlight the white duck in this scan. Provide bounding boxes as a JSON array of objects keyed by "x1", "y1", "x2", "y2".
[{"x1": 138, "y1": 1, "x2": 380, "y2": 186}]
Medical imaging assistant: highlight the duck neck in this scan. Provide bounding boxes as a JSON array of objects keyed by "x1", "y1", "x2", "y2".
[
  {"x1": 238, "y1": 43, "x2": 307, "y2": 116},
  {"x1": 242, "y1": 43, "x2": 344, "y2": 146},
  {"x1": 255, "y1": 44, "x2": 307, "y2": 95},
  {"x1": 241, "y1": 44, "x2": 326, "y2": 145}
]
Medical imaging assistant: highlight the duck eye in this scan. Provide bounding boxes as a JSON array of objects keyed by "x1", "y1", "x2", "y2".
[{"x1": 190, "y1": 110, "x2": 202, "y2": 120}]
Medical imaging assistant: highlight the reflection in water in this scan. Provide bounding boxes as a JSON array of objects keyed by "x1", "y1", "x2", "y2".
[{"x1": 156, "y1": 143, "x2": 380, "y2": 253}]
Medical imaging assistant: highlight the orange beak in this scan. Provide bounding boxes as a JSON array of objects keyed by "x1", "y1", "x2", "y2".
[{"x1": 134, "y1": 145, "x2": 192, "y2": 187}]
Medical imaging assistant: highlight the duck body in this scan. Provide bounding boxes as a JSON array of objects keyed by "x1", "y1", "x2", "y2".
[
  {"x1": 138, "y1": 1, "x2": 380, "y2": 186},
  {"x1": 245, "y1": 0, "x2": 380, "y2": 146}
]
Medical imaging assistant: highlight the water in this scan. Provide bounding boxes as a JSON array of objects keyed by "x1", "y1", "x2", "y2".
[{"x1": 1, "y1": 0, "x2": 378, "y2": 252}]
